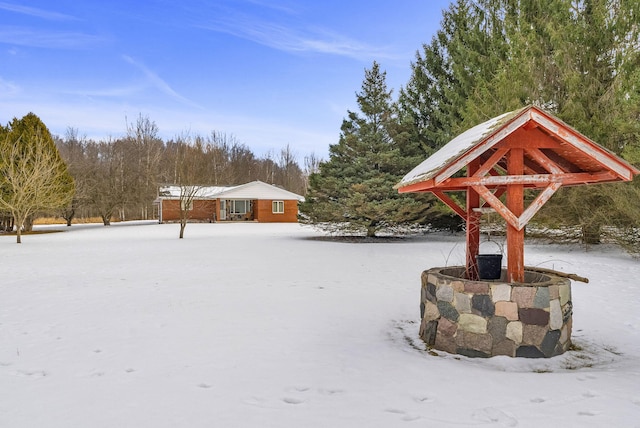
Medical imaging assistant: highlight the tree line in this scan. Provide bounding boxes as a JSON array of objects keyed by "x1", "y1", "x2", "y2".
[
  {"x1": 302, "y1": 0, "x2": 640, "y2": 246},
  {"x1": 0, "y1": 112, "x2": 316, "y2": 241},
  {"x1": 55, "y1": 115, "x2": 315, "y2": 226}
]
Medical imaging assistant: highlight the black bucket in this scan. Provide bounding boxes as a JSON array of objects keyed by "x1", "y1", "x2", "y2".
[{"x1": 476, "y1": 254, "x2": 503, "y2": 280}]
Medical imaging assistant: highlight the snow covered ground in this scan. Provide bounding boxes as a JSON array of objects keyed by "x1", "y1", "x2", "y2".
[{"x1": 1, "y1": 222, "x2": 639, "y2": 427}]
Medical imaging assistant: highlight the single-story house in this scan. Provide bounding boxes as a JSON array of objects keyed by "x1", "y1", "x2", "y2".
[{"x1": 154, "y1": 180, "x2": 305, "y2": 223}]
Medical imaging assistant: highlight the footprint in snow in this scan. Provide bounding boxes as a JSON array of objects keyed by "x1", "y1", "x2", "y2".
[
  {"x1": 282, "y1": 397, "x2": 305, "y2": 405},
  {"x1": 243, "y1": 396, "x2": 268, "y2": 407},
  {"x1": 471, "y1": 407, "x2": 518, "y2": 427},
  {"x1": 16, "y1": 369, "x2": 48, "y2": 378},
  {"x1": 577, "y1": 374, "x2": 597, "y2": 381},
  {"x1": 413, "y1": 396, "x2": 435, "y2": 404},
  {"x1": 197, "y1": 383, "x2": 212, "y2": 389},
  {"x1": 530, "y1": 397, "x2": 546, "y2": 403},
  {"x1": 402, "y1": 415, "x2": 421, "y2": 422},
  {"x1": 384, "y1": 408, "x2": 421, "y2": 422},
  {"x1": 285, "y1": 386, "x2": 310, "y2": 393}
]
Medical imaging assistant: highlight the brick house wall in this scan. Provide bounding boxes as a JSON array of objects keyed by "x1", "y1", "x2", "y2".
[
  {"x1": 253, "y1": 199, "x2": 298, "y2": 223},
  {"x1": 160, "y1": 199, "x2": 217, "y2": 222}
]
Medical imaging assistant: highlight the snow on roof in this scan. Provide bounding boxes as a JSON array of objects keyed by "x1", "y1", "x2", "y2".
[
  {"x1": 157, "y1": 181, "x2": 304, "y2": 201},
  {"x1": 158, "y1": 185, "x2": 235, "y2": 199},
  {"x1": 216, "y1": 180, "x2": 305, "y2": 201},
  {"x1": 396, "y1": 107, "x2": 528, "y2": 188}
]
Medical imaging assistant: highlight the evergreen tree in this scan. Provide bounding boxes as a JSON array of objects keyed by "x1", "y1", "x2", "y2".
[
  {"x1": 399, "y1": 0, "x2": 511, "y2": 149},
  {"x1": 0, "y1": 113, "x2": 75, "y2": 243},
  {"x1": 401, "y1": 0, "x2": 640, "y2": 245},
  {"x1": 300, "y1": 62, "x2": 437, "y2": 237},
  {"x1": 399, "y1": 0, "x2": 466, "y2": 153}
]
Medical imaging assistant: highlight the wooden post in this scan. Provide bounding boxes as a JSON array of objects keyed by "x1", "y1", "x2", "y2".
[
  {"x1": 466, "y1": 159, "x2": 480, "y2": 280},
  {"x1": 506, "y1": 148, "x2": 525, "y2": 282}
]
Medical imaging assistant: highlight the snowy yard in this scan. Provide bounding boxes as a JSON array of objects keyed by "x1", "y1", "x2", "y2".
[{"x1": 1, "y1": 222, "x2": 639, "y2": 427}]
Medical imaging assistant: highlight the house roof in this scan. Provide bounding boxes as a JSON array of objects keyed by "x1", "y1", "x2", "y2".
[
  {"x1": 157, "y1": 181, "x2": 304, "y2": 201},
  {"x1": 216, "y1": 180, "x2": 305, "y2": 201},
  {"x1": 395, "y1": 105, "x2": 639, "y2": 192},
  {"x1": 158, "y1": 185, "x2": 234, "y2": 199}
]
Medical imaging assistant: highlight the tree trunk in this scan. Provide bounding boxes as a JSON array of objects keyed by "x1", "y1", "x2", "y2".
[
  {"x1": 582, "y1": 224, "x2": 601, "y2": 245},
  {"x1": 366, "y1": 223, "x2": 377, "y2": 238},
  {"x1": 64, "y1": 209, "x2": 75, "y2": 226},
  {"x1": 23, "y1": 215, "x2": 34, "y2": 232},
  {"x1": 102, "y1": 215, "x2": 111, "y2": 226},
  {"x1": 15, "y1": 214, "x2": 24, "y2": 244},
  {"x1": 62, "y1": 202, "x2": 76, "y2": 227},
  {"x1": 179, "y1": 221, "x2": 186, "y2": 239}
]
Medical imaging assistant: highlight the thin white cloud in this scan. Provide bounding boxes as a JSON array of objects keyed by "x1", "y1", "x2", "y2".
[
  {"x1": 0, "y1": 27, "x2": 105, "y2": 49},
  {"x1": 0, "y1": 2, "x2": 77, "y2": 21},
  {"x1": 200, "y1": 14, "x2": 396, "y2": 61},
  {"x1": 121, "y1": 55, "x2": 202, "y2": 109}
]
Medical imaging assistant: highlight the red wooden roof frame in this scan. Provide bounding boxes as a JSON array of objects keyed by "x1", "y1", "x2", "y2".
[{"x1": 396, "y1": 106, "x2": 639, "y2": 282}]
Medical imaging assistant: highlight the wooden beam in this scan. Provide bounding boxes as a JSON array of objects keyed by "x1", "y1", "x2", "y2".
[
  {"x1": 482, "y1": 188, "x2": 505, "y2": 208},
  {"x1": 396, "y1": 178, "x2": 436, "y2": 193},
  {"x1": 518, "y1": 182, "x2": 562, "y2": 227},
  {"x1": 525, "y1": 148, "x2": 565, "y2": 174},
  {"x1": 440, "y1": 171, "x2": 617, "y2": 189},
  {"x1": 466, "y1": 159, "x2": 481, "y2": 281},
  {"x1": 473, "y1": 185, "x2": 520, "y2": 230},
  {"x1": 507, "y1": 148, "x2": 525, "y2": 283},
  {"x1": 432, "y1": 190, "x2": 467, "y2": 219},
  {"x1": 473, "y1": 148, "x2": 509, "y2": 177},
  {"x1": 540, "y1": 148, "x2": 583, "y2": 173},
  {"x1": 472, "y1": 182, "x2": 561, "y2": 232},
  {"x1": 499, "y1": 127, "x2": 565, "y2": 149}
]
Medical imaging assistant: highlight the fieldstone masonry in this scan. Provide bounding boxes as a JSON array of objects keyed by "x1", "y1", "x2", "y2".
[{"x1": 420, "y1": 267, "x2": 572, "y2": 358}]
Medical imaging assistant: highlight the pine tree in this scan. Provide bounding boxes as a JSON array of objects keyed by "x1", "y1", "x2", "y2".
[
  {"x1": 399, "y1": 0, "x2": 467, "y2": 153},
  {"x1": 300, "y1": 62, "x2": 437, "y2": 237}
]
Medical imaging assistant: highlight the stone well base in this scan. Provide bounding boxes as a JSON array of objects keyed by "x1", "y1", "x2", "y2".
[{"x1": 420, "y1": 267, "x2": 573, "y2": 358}]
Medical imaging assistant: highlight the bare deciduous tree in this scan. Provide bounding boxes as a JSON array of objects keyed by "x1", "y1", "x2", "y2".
[
  {"x1": 126, "y1": 114, "x2": 164, "y2": 220},
  {"x1": 85, "y1": 139, "x2": 128, "y2": 226},
  {"x1": 174, "y1": 135, "x2": 211, "y2": 238},
  {"x1": 56, "y1": 127, "x2": 89, "y2": 226}
]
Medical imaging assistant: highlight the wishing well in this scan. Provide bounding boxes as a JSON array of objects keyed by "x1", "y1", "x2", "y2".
[{"x1": 395, "y1": 106, "x2": 639, "y2": 357}]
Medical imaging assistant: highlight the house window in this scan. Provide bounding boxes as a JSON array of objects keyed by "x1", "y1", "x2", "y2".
[
  {"x1": 230, "y1": 200, "x2": 248, "y2": 214},
  {"x1": 272, "y1": 200, "x2": 284, "y2": 214},
  {"x1": 180, "y1": 200, "x2": 193, "y2": 211}
]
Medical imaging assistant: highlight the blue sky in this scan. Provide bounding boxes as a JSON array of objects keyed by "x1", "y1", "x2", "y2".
[{"x1": 1, "y1": 0, "x2": 451, "y2": 158}]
